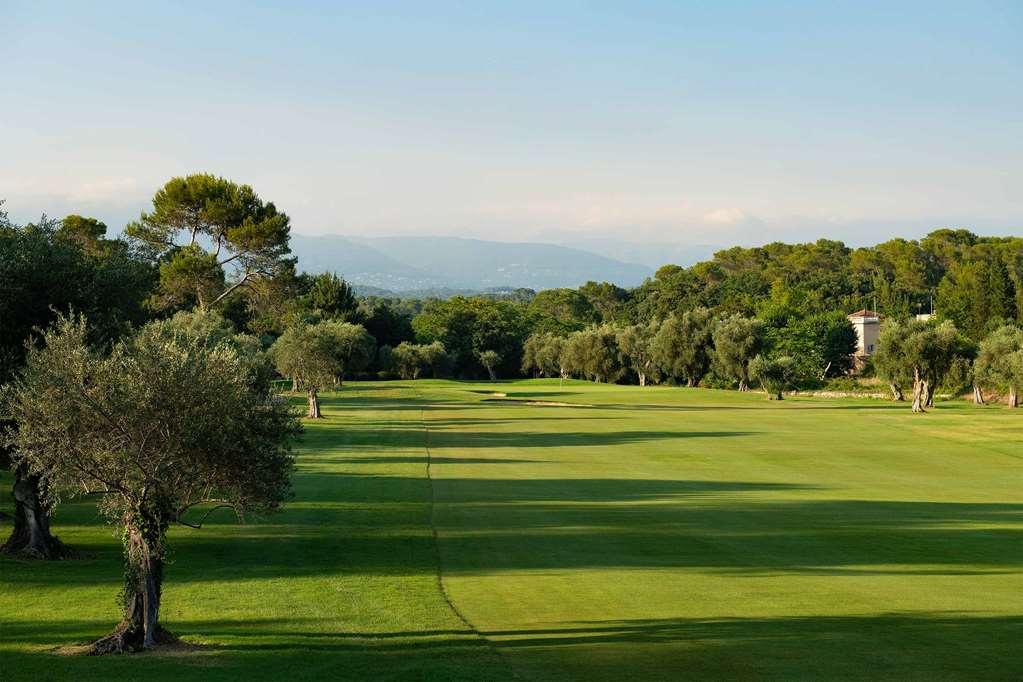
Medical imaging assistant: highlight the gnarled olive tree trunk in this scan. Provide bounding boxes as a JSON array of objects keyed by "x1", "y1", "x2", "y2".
[
  {"x1": 890, "y1": 383, "x2": 904, "y2": 401},
  {"x1": 90, "y1": 513, "x2": 174, "y2": 654},
  {"x1": 973, "y1": 385, "x2": 985, "y2": 405},
  {"x1": 2, "y1": 466, "x2": 68, "y2": 559},
  {"x1": 91, "y1": 515, "x2": 174, "y2": 654},
  {"x1": 308, "y1": 388, "x2": 321, "y2": 419},
  {"x1": 1009, "y1": 387, "x2": 1019, "y2": 408},
  {"x1": 911, "y1": 372, "x2": 928, "y2": 413}
]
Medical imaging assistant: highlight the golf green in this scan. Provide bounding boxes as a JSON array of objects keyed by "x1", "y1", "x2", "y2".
[{"x1": 1, "y1": 380, "x2": 1020, "y2": 680}]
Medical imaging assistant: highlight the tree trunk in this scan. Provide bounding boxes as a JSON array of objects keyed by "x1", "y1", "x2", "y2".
[
  {"x1": 486, "y1": 366, "x2": 496, "y2": 381},
  {"x1": 819, "y1": 361, "x2": 832, "y2": 381},
  {"x1": 925, "y1": 382, "x2": 935, "y2": 408},
  {"x1": 686, "y1": 377, "x2": 695, "y2": 388},
  {"x1": 973, "y1": 385, "x2": 985, "y2": 405},
  {"x1": 308, "y1": 389, "x2": 322, "y2": 419},
  {"x1": 2, "y1": 467, "x2": 69, "y2": 559},
  {"x1": 90, "y1": 515, "x2": 174, "y2": 654},
  {"x1": 1009, "y1": 387, "x2": 1019, "y2": 408},
  {"x1": 291, "y1": 376, "x2": 298, "y2": 392},
  {"x1": 638, "y1": 372, "x2": 646, "y2": 387},
  {"x1": 775, "y1": 391, "x2": 784, "y2": 401},
  {"x1": 738, "y1": 379, "x2": 749, "y2": 392},
  {"x1": 890, "y1": 383, "x2": 904, "y2": 401},
  {"x1": 911, "y1": 376, "x2": 927, "y2": 413}
]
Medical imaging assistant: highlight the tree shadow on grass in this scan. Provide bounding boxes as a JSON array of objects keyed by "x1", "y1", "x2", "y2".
[
  {"x1": 591, "y1": 401, "x2": 916, "y2": 413},
  {"x1": 3, "y1": 612, "x2": 1019, "y2": 680},
  {"x1": 331, "y1": 456, "x2": 549, "y2": 465},
  {"x1": 426, "y1": 429, "x2": 757, "y2": 449},
  {"x1": 295, "y1": 422, "x2": 757, "y2": 452},
  {"x1": 8, "y1": 475, "x2": 1019, "y2": 587}
]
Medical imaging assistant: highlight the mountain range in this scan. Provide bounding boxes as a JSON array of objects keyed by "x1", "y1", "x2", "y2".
[{"x1": 288, "y1": 235, "x2": 654, "y2": 293}]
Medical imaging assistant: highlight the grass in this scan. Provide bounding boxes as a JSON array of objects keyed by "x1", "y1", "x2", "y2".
[{"x1": 1, "y1": 379, "x2": 1021, "y2": 680}]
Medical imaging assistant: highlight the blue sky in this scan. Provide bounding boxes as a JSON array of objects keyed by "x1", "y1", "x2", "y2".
[{"x1": 3, "y1": 1, "x2": 1020, "y2": 257}]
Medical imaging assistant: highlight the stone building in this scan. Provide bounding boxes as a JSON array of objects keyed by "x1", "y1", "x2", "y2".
[{"x1": 847, "y1": 309, "x2": 881, "y2": 372}]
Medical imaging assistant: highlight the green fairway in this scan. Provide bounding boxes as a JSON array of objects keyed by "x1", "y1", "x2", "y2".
[{"x1": 1, "y1": 380, "x2": 1021, "y2": 680}]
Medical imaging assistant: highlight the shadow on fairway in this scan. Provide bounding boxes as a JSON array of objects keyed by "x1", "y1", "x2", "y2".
[
  {"x1": 3, "y1": 612, "x2": 1019, "y2": 680},
  {"x1": 426, "y1": 429, "x2": 756, "y2": 449},
  {"x1": 297, "y1": 419, "x2": 756, "y2": 451},
  {"x1": 593, "y1": 402, "x2": 918, "y2": 412},
  {"x1": 334, "y1": 456, "x2": 548, "y2": 465},
  {"x1": 12, "y1": 476, "x2": 1017, "y2": 589}
]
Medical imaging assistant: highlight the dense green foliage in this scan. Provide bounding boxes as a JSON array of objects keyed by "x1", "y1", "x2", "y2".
[
  {"x1": 2, "y1": 315, "x2": 298, "y2": 652},
  {"x1": 126, "y1": 174, "x2": 295, "y2": 312},
  {"x1": 412, "y1": 296, "x2": 532, "y2": 378},
  {"x1": 0, "y1": 213, "x2": 153, "y2": 383},
  {"x1": 360, "y1": 229, "x2": 1021, "y2": 386},
  {"x1": 975, "y1": 324, "x2": 1023, "y2": 407},
  {"x1": 873, "y1": 319, "x2": 972, "y2": 412},
  {"x1": 270, "y1": 320, "x2": 375, "y2": 416}
]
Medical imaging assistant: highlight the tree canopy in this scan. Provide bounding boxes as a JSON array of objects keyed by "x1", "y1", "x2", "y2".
[
  {"x1": 975, "y1": 324, "x2": 1023, "y2": 407},
  {"x1": 1, "y1": 315, "x2": 298, "y2": 652},
  {"x1": 712, "y1": 315, "x2": 765, "y2": 391},
  {"x1": 127, "y1": 174, "x2": 294, "y2": 311},
  {"x1": 874, "y1": 319, "x2": 970, "y2": 412}
]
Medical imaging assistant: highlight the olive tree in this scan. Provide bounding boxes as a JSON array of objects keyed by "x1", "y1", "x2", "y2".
[
  {"x1": 874, "y1": 319, "x2": 968, "y2": 412},
  {"x1": 712, "y1": 314, "x2": 765, "y2": 391},
  {"x1": 1, "y1": 315, "x2": 298, "y2": 653},
  {"x1": 392, "y1": 342, "x2": 423, "y2": 379},
  {"x1": 748, "y1": 354, "x2": 798, "y2": 400},
  {"x1": 975, "y1": 324, "x2": 1023, "y2": 407},
  {"x1": 562, "y1": 326, "x2": 624, "y2": 383},
  {"x1": 328, "y1": 321, "x2": 376, "y2": 386},
  {"x1": 144, "y1": 310, "x2": 274, "y2": 391},
  {"x1": 477, "y1": 349, "x2": 501, "y2": 380},
  {"x1": 419, "y1": 341, "x2": 449, "y2": 378},
  {"x1": 616, "y1": 322, "x2": 660, "y2": 386},
  {"x1": 872, "y1": 320, "x2": 912, "y2": 401},
  {"x1": 522, "y1": 333, "x2": 568, "y2": 379},
  {"x1": 1, "y1": 213, "x2": 153, "y2": 559},
  {"x1": 391, "y1": 341, "x2": 448, "y2": 380},
  {"x1": 270, "y1": 321, "x2": 360, "y2": 417},
  {"x1": 652, "y1": 308, "x2": 715, "y2": 387}
]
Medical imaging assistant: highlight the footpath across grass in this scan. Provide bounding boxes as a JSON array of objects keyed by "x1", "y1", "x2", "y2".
[{"x1": 1, "y1": 380, "x2": 1021, "y2": 680}]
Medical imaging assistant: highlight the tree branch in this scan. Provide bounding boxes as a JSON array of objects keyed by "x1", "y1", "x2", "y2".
[
  {"x1": 217, "y1": 252, "x2": 245, "y2": 267},
  {"x1": 208, "y1": 271, "x2": 255, "y2": 307},
  {"x1": 176, "y1": 503, "x2": 237, "y2": 529}
]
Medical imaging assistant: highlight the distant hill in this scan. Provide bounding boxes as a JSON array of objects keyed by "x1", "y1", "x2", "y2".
[{"x1": 288, "y1": 234, "x2": 653, "y2": 291}]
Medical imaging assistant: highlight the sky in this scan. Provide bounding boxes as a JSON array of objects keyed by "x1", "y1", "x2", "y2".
[{"x1": 3, "y1": 1, "x2": 1021, "y2": 261}]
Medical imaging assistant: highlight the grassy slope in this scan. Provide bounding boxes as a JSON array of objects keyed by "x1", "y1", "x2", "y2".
[{"x1": 1, "y1": 380, "x2": 1021, "y2": 680}]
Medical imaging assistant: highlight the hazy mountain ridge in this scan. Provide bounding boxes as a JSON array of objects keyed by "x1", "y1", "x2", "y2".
[{"x1": 289, "y1": 234, "x2": 653, "y2": 291}]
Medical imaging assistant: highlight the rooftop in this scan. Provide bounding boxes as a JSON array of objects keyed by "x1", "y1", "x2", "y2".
[{"x1": 847, "y1": 309, "x2": 881, "y2": 319}]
